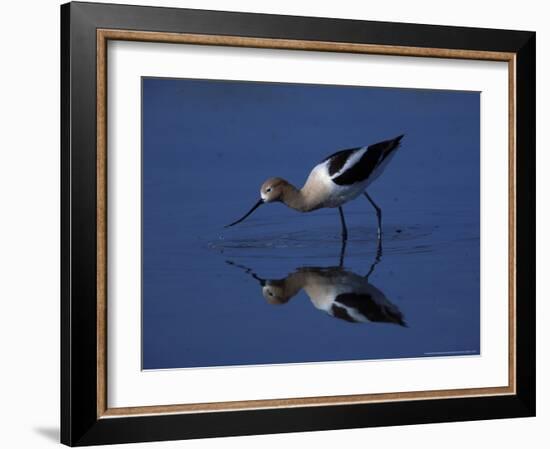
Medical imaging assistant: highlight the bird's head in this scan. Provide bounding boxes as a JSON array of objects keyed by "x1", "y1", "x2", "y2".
[
  {"x1": 260, "y1": 177, "x2": 288, "y2": 203},
  {"x1": 261, "y1": 271, "x2": 306, "y2": 305},
  {"x1": 261, "y1": 280, "x2": 294, "y2": 305},
  {"x1": 224, "y1": 177, "x2": 290, "y2": 228}
]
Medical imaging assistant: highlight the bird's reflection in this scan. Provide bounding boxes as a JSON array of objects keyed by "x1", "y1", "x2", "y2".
[{"x1": 227, "y1": 250, "x2": 406, "y2": 327}]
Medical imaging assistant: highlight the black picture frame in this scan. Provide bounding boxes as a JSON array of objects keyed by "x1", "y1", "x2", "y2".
[{"x1": 61, "y1": 1, "x2": 535, "y2": 446}]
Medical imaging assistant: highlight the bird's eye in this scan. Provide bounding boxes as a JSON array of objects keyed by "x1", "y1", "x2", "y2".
[
  {"x1": 268, "y1": 291, "x2": 274, "y2": 296},
  {"x1": 266, "y1": 188, "x2": 272, "y2": 193}
]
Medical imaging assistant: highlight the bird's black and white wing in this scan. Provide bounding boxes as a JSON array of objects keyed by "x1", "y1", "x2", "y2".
[
  {"x1": 325, "y1": 134, "x2": 404, "y2": 186},
  {"x1": 331, "y1": 291, "x2": 407, "y2": 326}
]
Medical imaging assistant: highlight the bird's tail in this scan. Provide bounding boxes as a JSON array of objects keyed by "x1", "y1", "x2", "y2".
[
  {"x1": 378, "y1": 134, "x2": 404, "y2": 162},
  {"x1": 390, "y1": 134, "x2": 404, "y2": 150}
]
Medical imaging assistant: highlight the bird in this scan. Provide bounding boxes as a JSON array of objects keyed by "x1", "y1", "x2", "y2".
[
  {"x1": 225, "y1": 134, "x2": 404, "y2": 241},
  {"x1": 227, "y1": 261, "x2": 407, "y2": 327}
]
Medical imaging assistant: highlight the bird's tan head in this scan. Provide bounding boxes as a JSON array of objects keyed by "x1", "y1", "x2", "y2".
[
  {"x1": 225, "y1": 177, "x2": 292, "y2": 228},
  {"x1": 261, "y1": 281, "x2": 292, "y2": 305},
  {"x1": 261, "y1": 273, "x2": 305, "y2": 305},
  {"x1": 260, "y1": 177, "x2": 288, "y2": 203}
]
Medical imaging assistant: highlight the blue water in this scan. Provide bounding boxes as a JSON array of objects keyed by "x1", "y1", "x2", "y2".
[{"x1": 142, "y1": 78, "x2": 480, "y2": 370}]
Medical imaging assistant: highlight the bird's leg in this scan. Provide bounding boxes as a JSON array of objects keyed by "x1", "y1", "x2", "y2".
[
  {"x1": 338, "y1": 206, "x2": 348, "y2": 241},
  {"x1": 364, "y1": 244, "x2": 382, "y2": 280},
  {"x1": 338, "y1": 236, "x2": 348, "y2": 268},
  {"x1": 364, "y1": 192, "x2": 382, "y2": 241},
  {"x1": 337, "y1": 207, "x2": 349, "y2": 266}
]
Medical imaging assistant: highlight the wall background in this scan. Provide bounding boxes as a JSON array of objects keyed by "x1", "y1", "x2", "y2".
[{"x1": 0, "y1": 0, "x2": 545, "y2": 447}]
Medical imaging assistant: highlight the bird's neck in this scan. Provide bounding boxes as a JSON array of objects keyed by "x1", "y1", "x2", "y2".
[
  {"x1": 283, "y1": 272, "x2": 307, "y2": 297},
  {"x1": 266, "y1": 271, "x2": 307, "y2": 304},
  {"x1": 281, "y1": 184, "x2": 315, "y2": 212}
]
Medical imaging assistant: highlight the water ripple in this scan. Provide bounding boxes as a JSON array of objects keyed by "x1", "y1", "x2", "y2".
[{"x1": 204, "y1": 222, "x2": 478, "y2": 262}]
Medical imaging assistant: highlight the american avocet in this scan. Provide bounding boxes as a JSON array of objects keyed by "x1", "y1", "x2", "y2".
[
  {"x1": 227, "y1": 261, "x2": 406, "y2": 327},
  {"x1": 225, "y1": 134, "x2": 404, "y2": 241}
]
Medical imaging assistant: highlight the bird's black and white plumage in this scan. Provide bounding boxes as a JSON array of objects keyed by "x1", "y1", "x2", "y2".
[
  {"x1": 299, "y1": 134, "x2": 404, "y2": 210},
  {"x1": 225, "y1": 134, "x2": 404, "y2": 240},
  {"x1": 330, "y1": 291, "x2": 406, "y2": 326},
  {"x1": 260, "y1": 267, "x2": 407, "y2": 327},
  {"x1": 326, "y1": 134, "x2": 404, "y2": 186}
]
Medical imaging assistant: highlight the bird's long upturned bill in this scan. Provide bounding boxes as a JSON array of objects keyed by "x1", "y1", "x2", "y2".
[{"x1": 225, "y1": 199, "x2": 264, "y2": 227}]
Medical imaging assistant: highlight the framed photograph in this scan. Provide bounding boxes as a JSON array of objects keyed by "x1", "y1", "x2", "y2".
[{"x1": 61, "y1": 1, "x2": 535, "y2": 446}]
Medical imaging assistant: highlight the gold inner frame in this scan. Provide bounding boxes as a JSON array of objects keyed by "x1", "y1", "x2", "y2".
[{"x1": 96, "y1": 29, "x2": 517, "y2": 419}]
